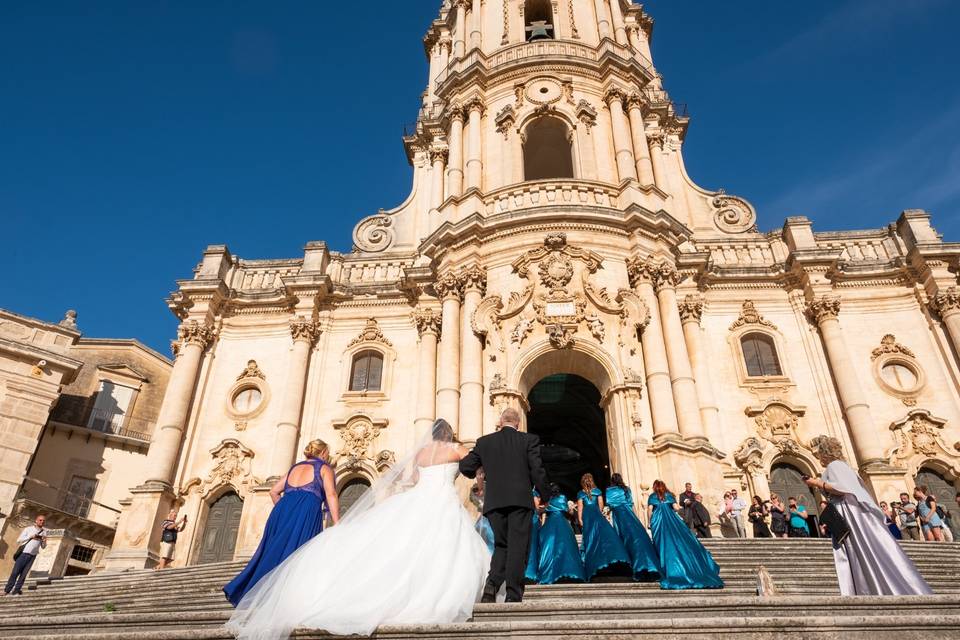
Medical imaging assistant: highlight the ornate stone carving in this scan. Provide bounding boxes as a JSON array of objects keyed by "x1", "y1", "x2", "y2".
[
  {"x1": 352, "y1": 214, "x2": 394, "y2": 253},
  {"x1": 348, "y1": 318, "x2": 393, "y2": 348},
  {"x1": 678, "y1": 294, "x2": 704, "y2": 324},
  {"x1": 494, "y1": 104, "x2": 516, "y2": 138},
  {"x1": 412, "y1": 308, "x2": 442, "y2": 338},
  {"x1": 177, "y1": 320, "x2": 215, "y2": 349},
  {"x1": 206, "y1": 439, "x2": 254, "y2": 488},
  {"x1": 734, "y1": 437, "x2": 766, "y2": 476},
  {"x1": 603, "y1": 87, "x2": 628, "y2": 107},
  {"x1": 538, "y1": 253, "x2": 574, "y2": 294},
  {"x1": 651, "y1": 262, "x2": 683, "y2": 292},
  {"x1": 575, "y1": 100, "x2": 597, "y2": 129},
  {"x1": 428, "y1": 147, "x2": 449, "y2": 165},
  {"x1": 625, "y1": 256, "x2": 659, "y2": 288},
  {"x1": 236, "y1": 359, "x2": 265, "y2": 382},
  {"x1": 59, "y1": 310, "x2": 78, "y2": 329},
  {"x1": 747, "y1": 401, "x2": 805, "y2": 442},
  {"x1": 460, "y1": 264, "x2": 488, "y2": 295},
  {"x1": 586, "y1": 314, "x2": 605, "y2": 342},
  {"x1": 334, "y1": 415, "x2": 388, "y2": 460},
  {"x1": 511, "y1": 316, "x2": 535, "y2": 345},
  {"x1": 931, "y1": 286, "x2": 960, "y2": 316},
  {"x1": 807, "y1": 296, "x2": 841, "y2": 324},
  {"x1": 547, "y1": 323, "x2": 576, "y2": 349},
  {"x1": 374, "y1": 450, "x2": 396, "y2": 472},
  {"x1": 489, "y1": 373, "x2": 506, "y2": 392},
  {"x1": 712, "y1": 192, "x2": 757, "y2": 234},
  {"x1": 434, "y1": 271, "x2": 464, "y2": 302},
  {"x1": 290, "y1": 317, "x2": 321, "y2": 345},
  {"x1": 729, "y1": 301, "x2": 777, "y2": 331},
  {"x1": 888, "y1": 410, "x2": 954, "y2": 465},
  {"x1": 871, "y1": 334, "x2": 915, "y2": 361}
]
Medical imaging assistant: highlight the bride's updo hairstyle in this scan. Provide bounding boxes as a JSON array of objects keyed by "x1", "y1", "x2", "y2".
[
  {"x1": 810, "y1": 436, "x2": 845, "y2": 464},
  {"x1": 304, "y1": 439, "x2": 330, "y2": 461},
  {"x1": 432, "y1": 418, "x2": 455, "y2": 443}
]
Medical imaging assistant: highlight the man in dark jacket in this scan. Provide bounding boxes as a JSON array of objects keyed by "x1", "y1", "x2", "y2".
[
  {"x1": 690, "y1": 493, "x2": 713, "y2": 538},
  {"x1": 459, "y1": 408, "x2": 550, "y2": 603}
]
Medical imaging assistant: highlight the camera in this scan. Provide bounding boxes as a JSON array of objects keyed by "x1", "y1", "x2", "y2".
[{"x1": 800, "y1": 474, "x2": 811, "y2": 481}]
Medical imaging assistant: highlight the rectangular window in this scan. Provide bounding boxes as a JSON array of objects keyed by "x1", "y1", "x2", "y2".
[
  {"x1": 87, "y1": 380, "x2": 137, "y2": 433},
  {"x1": 62, "y1": 476, "x2": 98, "y2": 519},
  {"x1": 70, "y1": 544, "x2": 96, "y2": 564}
]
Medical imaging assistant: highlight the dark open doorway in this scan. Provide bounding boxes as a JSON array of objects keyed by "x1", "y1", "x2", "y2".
[{"x1": 526, "y1": 373, "x2": 610, "y2": 500}]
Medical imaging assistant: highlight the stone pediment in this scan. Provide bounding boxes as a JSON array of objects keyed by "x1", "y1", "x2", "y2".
[{"x1": 97, "y1": 363, "x2": 149, "y2": 384}]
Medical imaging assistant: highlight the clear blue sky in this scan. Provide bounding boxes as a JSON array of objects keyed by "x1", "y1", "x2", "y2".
[{"x1": 3, "y1": 1, "x2": 959, "y2": 354}]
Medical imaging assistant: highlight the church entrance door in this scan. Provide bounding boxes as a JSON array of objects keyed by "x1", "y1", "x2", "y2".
[
  {"x1": 916, "y1": 467, "x2": 960, "y2": 538},
  {"x1": 769, "y1": 462, "x2": 820, "y2": 537},
  {"x1": 198, "y1": 491, "x2": 243, "y2": 564},
  {"x1": 526, "y1": 373, "x2": 610, "y2": 501}
]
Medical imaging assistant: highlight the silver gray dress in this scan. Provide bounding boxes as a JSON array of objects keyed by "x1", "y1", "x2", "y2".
[{"x1": 822, "y1": 460, "x2": 932, "y2": 596}]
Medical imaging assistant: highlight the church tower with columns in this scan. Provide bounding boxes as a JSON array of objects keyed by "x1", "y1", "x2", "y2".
[{"x1": 105, "y1": 1, "x2": 960, "y2": 569}]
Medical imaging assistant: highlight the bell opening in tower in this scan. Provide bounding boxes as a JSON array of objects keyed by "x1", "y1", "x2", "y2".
[
  {"x1": 523, "y1": 116, "x2": 575, "y2": 181},
  {"x1": 526, "y1": 374, "x2": 610, "y2": 501},
  {"x1": 524, "y1": 0, "x2": 555, "y2": 41}
]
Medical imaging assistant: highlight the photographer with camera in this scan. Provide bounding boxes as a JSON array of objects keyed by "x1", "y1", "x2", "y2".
[
  {"x1": 4, "y1": 515, "x2": 47, "y2": 596},
  {"x1": 157, "y1": 509, "x2": 187, "y2": 570},
  {"x1": 787, "y1": 496, "x2": 809, "y2": 537}
]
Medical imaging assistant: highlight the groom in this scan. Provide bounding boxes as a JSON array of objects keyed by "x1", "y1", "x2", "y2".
[{"x1": 459, "y1": 408, "x2": 551, "y2": 603}]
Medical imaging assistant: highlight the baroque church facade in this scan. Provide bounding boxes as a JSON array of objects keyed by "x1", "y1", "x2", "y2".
[{"x1": 102, "y1": 1, "x2": 960, "y2": 568}]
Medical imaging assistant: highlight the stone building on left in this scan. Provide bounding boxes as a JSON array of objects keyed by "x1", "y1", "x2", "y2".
[{"x1": 0, "y1": 308, "x2": 171, "y2": 579}]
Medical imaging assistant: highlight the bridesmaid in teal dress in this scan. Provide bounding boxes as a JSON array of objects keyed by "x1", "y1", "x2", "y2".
[
  {"x1": 524, "y1": 489, "x2": 541, "y2": 583},
  {"x1": 647, "y1": 479, "x2": 723, "y2": 590},
  {"x1": 577, "y1": 473, "x2": 631, "y2": 581},
  {"x1": 537, "y1": 484, "x2": 586, "y2": 584},
  {"x1": 605, "y1": 473, "x2": 660, "y2": 581}
]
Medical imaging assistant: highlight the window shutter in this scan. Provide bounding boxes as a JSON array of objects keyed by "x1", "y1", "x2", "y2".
[
  {"x1": 757, "y1": 336, "x2": 782, "y2": 376},
  {"x1": 742, "y1": 336, "x2": 764, "y2": 377},
  {"x1": 366, "y1": 353, "x2": 384, "y2": 391},
  {"x1": 350, "y1": 354, "x2": 370, "y2": 391}
]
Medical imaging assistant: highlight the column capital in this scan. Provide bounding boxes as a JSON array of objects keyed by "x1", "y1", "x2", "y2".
[
  {"x1": 289, "y1": 317, "x2": 322, "y2": 345},
  {"x1": 435, "y1": 271, "x2": 464, "y2": 302},
  {"x1": 626, "y1": 255, "x2": 658, "y2": 288},
  {"x1": 604, "y1": 87, "x2": 628, "y2": 108},
  {"x1": 463, "y1": 96, "x2": 486, "y2": 115},
  {"x1": 429, "y1": 147, "x2": 449, "y2": 165},
  {"x1": 460, "y1": 264, "x2": 487, "y2": 295},
  {"x1": 452, "y1": 0, "x2": 469, "y2": 8},
  {"x1": 176, "y1": 320, "x2": 215, "y2": 350},
  {"x1": 412, "y1": 308, "x2": 442, "y2": 338},
  {"x1": 626, "y1": 92, "x2": 646, "y2": 110},
  {"x1": 931, "y1": 286, "x2": 960, "y2": 317},
  {"x1": 647, "y1": 131, "x2": 667, "y2": 150},
  {"x1": 678, "y1": 294, "x2": 704, "y2": 324},
  {"x1": 446, "y1": 103, "x2": 466, "y2": 124},
  {"x1": 652, "y1": 263, "x2": 683, "y2": 292},
  {"x1": 807, "y1": 295, "x2": 842, "y2": 324}
]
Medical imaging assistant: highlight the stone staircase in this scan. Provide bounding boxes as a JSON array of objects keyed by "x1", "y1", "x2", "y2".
[{"x1": 1, "y1": 539, "x2": 958, "y2": 638}]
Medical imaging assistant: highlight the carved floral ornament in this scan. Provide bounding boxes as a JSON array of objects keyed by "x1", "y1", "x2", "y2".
[
  {"x1": 333, "y1": 415, "x2": 389, "y2": 471},
  {"x1": 871, "y1": 334, "x2": 916, "y2": 361},
  {"x1": 348, "y1": 318, "x2": 393, "y2": 349},
  {"x1": 931, "y1": 286, "x2": 960, "y2": 316},
  {"x1": 236, "y1": 360, "x2": 265, "y2": 382},
  {"x1": 887, "y1": 409, "x2": 960, "y2": 474},
  {"x1": 624, "y1": 256, "x2": 684, "y2": 293},
  {"x1": 412, "y1": 308, "x2": 442, "y2": 338},
  {"x1": 183, "y1": 439, "x2": 258, "y2": 497},
  {"x1": 176, "y1": 320, "x2": 215, "y2": 350},
  {"x1": 807, "y1": 295, "x2": 842, "y2": 324},
  {"x1": 677, "y1": 294, "x2": 704, "y2": 324},
  {"x1": 729, "y1": 301, "x2": 777, "y2": 332},
  {"x1": 290, "y1": 317, "x2": 322, "y2": 345},
  {"x1": 745, "y1": 400, "x2": 806, "y2": 443}
]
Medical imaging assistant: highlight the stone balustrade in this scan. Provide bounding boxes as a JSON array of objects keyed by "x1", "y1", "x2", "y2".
[
  {"x1": 229, "y1": 262, "x2": 301, "y2": 291},
  {"x1": 482, "y1": 179, "x2": 619, "y2": 215},
  {"x1": 337, "y1": 258, "x2": 414, "y2": 286}
]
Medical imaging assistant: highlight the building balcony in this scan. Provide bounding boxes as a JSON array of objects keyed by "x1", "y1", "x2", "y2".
[{"x1": 47, "y1": 408, "x2": 153, "y2": 449}]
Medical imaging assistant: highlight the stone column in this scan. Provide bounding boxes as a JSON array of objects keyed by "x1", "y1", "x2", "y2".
[
  {"x1": 453, "y1": 0, "x2": 467, "y2": 59},
  {"x1": 604, "y1": 89, "x2": 638, "y2": 183},
  {"x1": 648, "y1": 131, "x2": 668, "y2": 191},
  {"x1": 626, "y1": 258, "x2": 680, "y2": 438},
  {"x1": 459, "y1": 266, "x2": 487, "y2": 444},
  {"x1": 435, "y1": 272, "x2": 463, "y2": 432},
  {"x1": 429, "y1": 148, "x2": 448, "y2": 213},
  {"x1": 446, "y1": 108, "x2": 465, "y2": 197},
  {"x1": 932, "y1": 287, "x2": 960, "y2": 360},
  {"x1": 464, "y1": 99, "x2": 484, "y2": 192},
  {"x1": 678, "y1": 295, "x2": 723, "y2": 450},
  {"x1": 654, "y1": 265, "x2": 706, "y2": 441},
  {"x1": 268, "y1": 318, "x2": 321, "y2": 478},
  {"x1": 469, "y1": 0, "x2": 482, "y2": 50},
  {"x1": 438, "y1": 37, "x2": 451, "y2": 74},
  {"x1": 608, "y1": 0, "x2": 628, "y2": 45},
  {"x1": 808, "y1": 296, "x2": 885, "y2": 463},
  {"x1": 511, "y1": 127, "x2": 524, "y2": 183},
  {"x1": 626, "y1": 95, "x2": 655, "y2": 185},
  {"x1": 412, "y1": 308, "x2": 442, "y2": 438},
  {"x1": 144, "y1": 320, "x2": 214, "y2": 486},
  {"x1": 593, "y1": 0, "x2": 612, "y2": 40}
]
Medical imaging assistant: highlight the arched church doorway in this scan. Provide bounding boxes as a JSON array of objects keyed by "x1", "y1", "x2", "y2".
[
  {"x1": 197, "y1": 491, "x2": 242, "y2": 564},
  {"x1": 526, "y1": 374, "x2": 610, "y2": 500},
  {"x1": 916, "y1": 467, "x2": 960, "y2": 538},
  {"x1": 339, "y1": 477, "x2": 371, "y2": 516},
  {"x1": 769, "y1": 462, "x2": 820, "y2": 537}
]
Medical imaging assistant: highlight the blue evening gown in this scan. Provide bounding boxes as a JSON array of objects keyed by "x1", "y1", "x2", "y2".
[
  {"x1": 224, "y1": 459, "x2": 329, "y2": 605},
  {"x1": 524, "y1": 490, "x2": 541, "y2": 582},
  {"x1": 578, "y1": 488, "x2": 631, "y2": 580},
  {"x1": 647, "y1": 492, "x2": 723, "y2": 590},
  {"x1": 537, "y1": 494, "x2": 586, "y2": 584},
  {"x1": 605, "y1": 486, "x2": 660, "y2": 581}
]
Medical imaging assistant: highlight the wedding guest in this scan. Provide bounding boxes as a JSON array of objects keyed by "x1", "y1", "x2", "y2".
[
  {"x1": 805, "y1": 435, "x2": 931, "y2": 595},
  {"x1": 537, "y1": 484, "x2": 585, "y2": 584},
  {"x1": 647, "y1": 480, "x2": 723, "y2": 590},
  {"x1": 879, "y1": 501, "x2": 902, "y2": 540},
  {"x1": 565, "y1": 500, "x2": 582, "y2": 535},
  {"x1": 895, "y1": 492, "x2": 922, "y2": 541},
  {"x1": 157, "y1": 510, "x2": 187, "y2": 570},
  {"x1": 470, "y1": 478, "x2": 495, "y2": 554},
  {"x1": 524, "y1": 489, "x2": 542, "y2": 583},
  {"x1": 578, "y1": 473, "x2": 631, "y2": 580},
  {"x1": 748, "y1": 496, "x2": 771, "y2": 538},
  {"x1": 224, "y1": 439, "x2": 339, "y2": 606},
  {"x1": 768, "y1": 493, "x2": 788, "y2": 538},
  {"x1": 605, "y1": 473, "x2": 659, "y2": 580},
  {"x1": 719, "y1": 491, "x2": 734, "y2": 535},
  {"x1": 914, "y1": 485, "x2": 944, "y2": 542},
  {"x1": 937, "y1": 504, "x2": 954, "y2": 542},
  {"x1": 4, "y1": 515, "x2": 46, "y2": 596},
  {"x1": 689, "y1": 494, "x2": 712, "y2": 538},
  {"x1": 787, "y1": 497, "x2": 809, "y2": 537},
  {"x1": 730, "y1": 490, "x2": 748, "y2": 538},
  {"x1": 679, "y1": 482, "x2": 697, "y2": 529}
]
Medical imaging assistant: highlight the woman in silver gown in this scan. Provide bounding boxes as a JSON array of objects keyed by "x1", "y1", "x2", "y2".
[{"x1": 805, "y1": 436, "x2": 932, "y2": 596}]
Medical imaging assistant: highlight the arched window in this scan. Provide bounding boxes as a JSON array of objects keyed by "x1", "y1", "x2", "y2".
[
  {"x1": 524, "y1": 0, "x2": 555, "y2": 41},
  {"x1": 523, "y1": 117, "x2": 574, "y2": 181},
  {"x1": 349, "y1": 350, "x2": 384, "y2": 392},
  {"x1": 740, "y1": 333, "x2": 782, "y2": 377}
]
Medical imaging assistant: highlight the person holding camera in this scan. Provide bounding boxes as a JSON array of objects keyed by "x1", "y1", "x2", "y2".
[
  {"x1": 787, "y1": 497, "x2": 809, "y2": 537},
  {"x1": 893, "y1": 492, "x2": 922, "y2": 541},
  {"x1": 157, "y1": 509, "x2": 187, "y2": 570},
  {"x1": 4, "y1": 515, "x2": 47, "y2": 595}
]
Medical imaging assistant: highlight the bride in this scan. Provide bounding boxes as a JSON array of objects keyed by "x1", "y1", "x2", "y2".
[{"x1": 226, "y1": 419, "x2": 490, "y2": 639}]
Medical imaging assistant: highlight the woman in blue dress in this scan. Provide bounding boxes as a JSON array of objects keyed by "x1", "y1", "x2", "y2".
[
  {"x1": 224, "y1": 439, "x2": 339, "y2": 605},
  {"x1": 524, "y1": 489, "x2": 542, "y2": 583},
  {"x1": 577, "y1": 473, "x2": 631, "y2": 580},
  {"x1": 647, "y1": 479, "x2": 723, "y2": 590},
  {"x1": 537, "y1": 484, "x2": 586, "y2": 584},
  {"x1": 605, "y1": 473, "x2": 659, "y2": 581}
]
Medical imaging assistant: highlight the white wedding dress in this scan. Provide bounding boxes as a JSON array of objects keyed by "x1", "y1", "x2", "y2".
[{"x1": 226, "y1": 462, "x2": 490, "y2": 639}]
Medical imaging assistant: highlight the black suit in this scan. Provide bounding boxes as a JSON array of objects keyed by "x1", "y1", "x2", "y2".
[{"x1": 459, "y1": 427, "x2": 550, "y2": 602}]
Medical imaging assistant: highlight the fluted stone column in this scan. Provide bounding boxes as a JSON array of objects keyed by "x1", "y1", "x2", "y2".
[
  {"x1": 144, "y1": 320, "x2": 214, "y2": 485},
  {"x1": 435, "y1": 272, "x2": 463, "y2": 432},
  {"x1": 626, "y1": 95, "x2": 655, "y2": 185},
  {"x1": 808, "y1": 296, "x2": 884, "y2": 463},
  {"x1": 932, "y1": 287, "x2": 960, "y2": 360},
  {"x1": 268, "y1": 318, "x2": 321, "y2": 478},
  {"x1": 465, "y1": 99, "x2": 484, "y2": 191},
  {"x1": 469, "y1": 0, "x2": 482, "y2": 50},
  {"x1": 413, "y1": 308, "x2": 442, "y2": 437},
  {"x1": 453, "y1": 0, "x2": 467, "y2": 59},
  {"x1": 594, "y1": 0, "x2": 612, "y2": 40},
  {"x1": 626, "y1": 258, "x2": 680, "y2": 438},
  {"x1": 459, "y1": 266, "x2": 486, "y2": 443},
  {"x1": 654, "y1": 265, "x2": 706, "y2": 441},
  {"x1": 447, "y1": 108, "x2": 465, "y2": 197},
  {"x1": 678, "y1": 295, "x2": 723, "y2": 450},
  {"x1": 604, "y1": 89, "x2": 638, "y2": 183},
  {"x1": 429, "y1": 148, "x2": 448, "y2": 213},
  {"x1": 608, "y1": 0, "x2": 628, "y2": 44},
  {"x1": 648, "y1": 132, "x2": 668, "y2": 191}
]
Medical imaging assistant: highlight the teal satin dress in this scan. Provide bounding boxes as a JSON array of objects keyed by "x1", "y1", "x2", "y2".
[
  {"x1": 524, "y1": 490, "x2": 540, "y2": 583},
  {"x1": 578, "y1": 488, "x2": 631, "y2": 580},
  {"x1": 605, "y1": 486, "x2": 660, "y2": 581},
  {"x1": 537, "y1": 494, "x2": 586, "y2": 584},
  {"x1": 648, "y1": 492, "x2": 723, "y2": 590}
]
